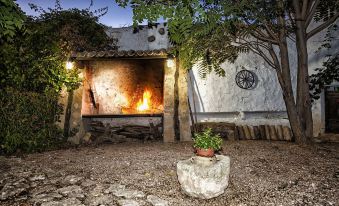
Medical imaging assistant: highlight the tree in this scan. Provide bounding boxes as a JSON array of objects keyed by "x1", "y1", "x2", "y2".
[
  {"x1": 0, "y1": 1, "x2": 114, "y2": 92},
  {"x1": 117, "y1": 0, "x2": 339, "y2": 143},
  {"x1": 0, "y1": 0, "x2": 25, "y2": 42}
]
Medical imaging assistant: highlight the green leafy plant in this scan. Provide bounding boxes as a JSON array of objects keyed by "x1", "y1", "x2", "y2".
[
  {"x1": 0, "y1": 0, "x2": 26, "y2": 42},
  {"x1": 310, "y1": 54, "x2": 339, "y2": 101},
  {"x1": 0, "y1": 88, "x2": 63, "y2": 154},
  {"x1": 193, "y1": 128, "x2": 223, "y2": 151}
]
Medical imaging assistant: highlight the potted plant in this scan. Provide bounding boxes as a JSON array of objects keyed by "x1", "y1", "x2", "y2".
[{"x1": 193, "y1": 128, "x2": 223, "y2": 157}]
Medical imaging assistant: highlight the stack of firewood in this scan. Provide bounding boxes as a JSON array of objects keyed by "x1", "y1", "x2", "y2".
[
  {"x1": 193, "y1": 122, "x2": 293, "y2": 141},
  {"x1": 236, "y1": 125, "x2": 293, "y2": 141},
  {"x1": 89, "y1": 121, "x2": 162, "y2": 142}
]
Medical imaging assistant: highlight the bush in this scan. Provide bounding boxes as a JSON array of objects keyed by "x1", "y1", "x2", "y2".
[
  {"x1": 0, "y1": 88, "x2": 63, "y2": 154},
  {"x1": 193, "y1": 128, "x2": 223, "y2": 151}
]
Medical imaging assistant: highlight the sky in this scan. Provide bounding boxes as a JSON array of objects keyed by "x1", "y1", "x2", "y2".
[{"x1": 16, "y1": 0, "x2": 135, "y2": 28}]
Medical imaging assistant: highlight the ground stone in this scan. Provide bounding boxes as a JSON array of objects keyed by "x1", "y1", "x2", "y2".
[
  {"x1": 85, "y1": 194, "x2": 115, "y2": 206},
  {"x1": 0, "y1": 182, "x2": 29, "y2": 200},
  {"x1": 62, "y1": 175, "x2": 83, "y2": 185},
  {"x1": 89, "y1": 184, "x2": 106, "y2": 197},
  {"x1": 80, "y1": 179, "x2": 96, "y2": 187},
  {"x1": 31, "y1": 192, "x2": 63, "y2": 203},
  {"x1": 41, "y1": 197, "x2": 85, "y2": 206},
  {"x1": 118, "y1": 199, "x2": 140, "y2": 206},
  {"x1": 147, "y1": 195, "x2": 169, "y2": 206},
  {"x1": 104, "y1": 183, "x2": 126, "y2": 194},
  {"x1": 177, "y1": 155, "x2": 231, "y2": 199},
  {"x1": 30, "y1": 185, "x2": 57, "y2": 196},
  {"x1": 29, "y1": 174, "x2": 46, "y2": 181},
  {"x1": 113, "y1": 189, "x2": 145, "y2": 198},
  {"x1": 56, "y1": 185, "x2": 84, "y2": 199}
]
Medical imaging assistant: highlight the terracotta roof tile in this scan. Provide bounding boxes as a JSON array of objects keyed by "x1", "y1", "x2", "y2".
[{"x1": 72, "y1": 49, "x2": 168, "y2": 59}]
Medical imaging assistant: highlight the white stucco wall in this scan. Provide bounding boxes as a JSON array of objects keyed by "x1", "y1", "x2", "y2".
[
  {"x1": 106, "y1": 23, "x2": 170, "y2": 51},
  {"x1": 188, "y1": 50, "x2": 293, "y2": 126},
  {"x1": 188, "y1": 23, "x2": 338, "y2": 136}
]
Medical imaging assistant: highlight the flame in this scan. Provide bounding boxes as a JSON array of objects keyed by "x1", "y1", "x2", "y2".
[{"x1": 136, "y1": 90, "x2": 152, "y2": 112}]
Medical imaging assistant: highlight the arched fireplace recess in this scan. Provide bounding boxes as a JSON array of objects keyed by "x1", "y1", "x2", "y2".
[{"x1": 65, "y1": 49, "x2": 191, "y2": 143}]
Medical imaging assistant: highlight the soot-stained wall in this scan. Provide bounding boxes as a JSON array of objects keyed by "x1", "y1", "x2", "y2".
[{"x1": 81, "y1": 59, "x2": 164, "y2": 115}]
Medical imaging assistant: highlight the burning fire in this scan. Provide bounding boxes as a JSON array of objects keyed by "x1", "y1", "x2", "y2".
[
  {"x1": 136, "y1": 90, "x2": 152, "y2": 112},
  {"x1": 121, "y1": 88, "x2": 162, "y2": 114}
]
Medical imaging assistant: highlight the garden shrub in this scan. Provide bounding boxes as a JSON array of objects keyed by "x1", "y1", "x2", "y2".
[{"x1": 0, "y1": 88, "x2": 63, "y2": 154}]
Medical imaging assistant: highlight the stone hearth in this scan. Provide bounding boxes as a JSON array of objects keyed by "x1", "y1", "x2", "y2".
[{"x1": 59, "y1": 50, "x2": 191, "y2": 142}]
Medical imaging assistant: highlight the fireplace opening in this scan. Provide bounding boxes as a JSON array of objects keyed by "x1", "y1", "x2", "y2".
[{"x1": 81, "y1": 58, "x2": 165, "y2": 116}]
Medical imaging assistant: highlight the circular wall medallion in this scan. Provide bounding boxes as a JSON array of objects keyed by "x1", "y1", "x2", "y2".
[{"x1": 235, "y1": 70, "x2": 255, "y2": 89}]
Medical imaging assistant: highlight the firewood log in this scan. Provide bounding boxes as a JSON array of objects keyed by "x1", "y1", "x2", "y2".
[
  {"x1": 265, "y1": 125, "x2": 270, "y2": 140},
  {"x1": 249, "y1": 126, "x2": 256, "y2": 139},
  {"x1": 283, "y1": 126, "x2": 292, "y2": 141},
  {"x1": 237, "y1": 126, "x2": 245, "y2": 140},
  {"x1": 243, "y1": 125, "x2": 251, "y2": 140},
  {"x1": 253, "y1": 126, "x2": 260, "y2": 140},
  {"x1": 276, "y1": 125, "x2": 283, "y2": 141},
  {"x1": 269, "y1": 125, "x2": 278, "y2": 140},
  {"x1": 259, "y1": 125, "x2": 266, "y2": 140}
]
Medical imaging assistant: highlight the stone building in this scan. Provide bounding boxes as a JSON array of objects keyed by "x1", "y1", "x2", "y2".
[{"x1": 59, "y1": 23, "x2": 338, "y2": 142}]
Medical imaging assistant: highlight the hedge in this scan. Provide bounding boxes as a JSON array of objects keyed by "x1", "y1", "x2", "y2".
[{"x1": 0, "y1": 88, "x2": 63, "y2": 154}]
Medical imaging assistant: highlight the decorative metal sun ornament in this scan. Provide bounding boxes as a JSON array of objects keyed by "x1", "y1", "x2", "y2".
[{"x1": 235, "y1": 70, "x2": 255, "y2": 89}]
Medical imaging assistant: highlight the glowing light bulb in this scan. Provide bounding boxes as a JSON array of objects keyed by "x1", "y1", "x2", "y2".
[
  {"x1": 166, "y1": 59, "x2": 175, "y2": 68},
  {"x1": 66, "y1": 61, "x2": 74, "y2": 70}
]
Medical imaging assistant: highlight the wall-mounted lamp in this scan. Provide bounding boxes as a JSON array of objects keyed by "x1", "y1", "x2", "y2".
[
  {"x1": 65, "y1": 61, "x2": 74, "y2": 70},
  {"x1": 65, "y1": 56, "x2": 76, "y2": 70},
  {"x1": 166, "y1": 58, "x2": 175, "y2": 68}
]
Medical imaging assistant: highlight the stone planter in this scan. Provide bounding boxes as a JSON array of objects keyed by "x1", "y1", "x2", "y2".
[{"x1": 176, "y1": 155, "x2": 230, "y2": 199}]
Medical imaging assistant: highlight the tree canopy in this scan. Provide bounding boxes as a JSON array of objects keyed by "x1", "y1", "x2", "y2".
[
  {"x1": 117, "y1": 0, "x2": 338, "y2": 76},
  {"x1": 0, "y1": 1, "x2": 114, "y2": 93},
  {"x1": 0, "y1": 0, "x2": 25, "y2": 42}
]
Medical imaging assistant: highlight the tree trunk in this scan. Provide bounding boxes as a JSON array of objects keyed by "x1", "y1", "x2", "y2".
[
  {"x1": 276, "y1": 12, "x2": 308, "y2": 143},
  {"x1": 295, "y1": 19, "x2": 314, "y2": 141},
  {"x1": 277, "y1": 50, "x2": 306, "y2": 144}
]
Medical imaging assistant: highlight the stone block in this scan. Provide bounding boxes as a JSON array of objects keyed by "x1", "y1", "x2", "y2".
[{"x1": 177, "y1": 155, "x2": 231, "y2": 199}]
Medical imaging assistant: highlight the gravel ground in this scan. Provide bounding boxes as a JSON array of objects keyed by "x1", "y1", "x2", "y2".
[{"x1": 0, "y1": 140, "x2": 338, "y2": 206}]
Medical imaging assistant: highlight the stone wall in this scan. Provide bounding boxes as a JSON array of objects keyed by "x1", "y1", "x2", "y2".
[
  {"x1": 57, "y1": 70, "x2": 85, "y2": 137},
  {"x1": 163, "y1": 59, "x2": 176, "y2": 142}
]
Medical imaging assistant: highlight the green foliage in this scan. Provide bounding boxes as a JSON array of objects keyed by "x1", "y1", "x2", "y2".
[
  {"x1": 0, "y1": 36, "x2": 81, "y2": 93},
  {"x1": 117, "y1": 0, "x2": 338, "y2": 79},
  {"x1": 193, "y1": 128, "x2": 223, "y2": 151},
  {"x1": 310, "y1": 24, "x2": 339, "y2": 101},
  {"x1": 0, "y1": 88, "x2": 63, "y2": 154},
  {"x1": 115, "y1": 0, "x2": 266, "y2": 77},
  {"x1": 0, "y1": 0, "x2": 25, "y2": 42},
  {"x1": 28, "y1": 2, "x2": 114, "y2": 54},
  {"x1": 0, "y1": 1, "x2": 113, "y2": 93},
  {"x1": 0, "y1": 1, "x2": 114, "y2": 154},
  {"x1": 310, "y1": 54, "x2": 339, "y2": 101}
]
